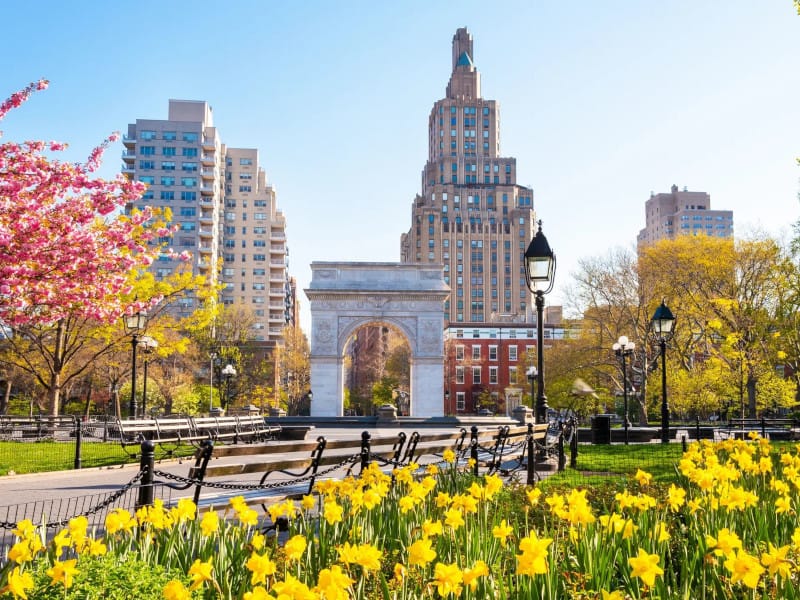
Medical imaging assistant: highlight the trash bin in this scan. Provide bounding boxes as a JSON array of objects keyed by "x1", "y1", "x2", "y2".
[{"x1": 591, "y1": 415, "x2": 611, "y2": 444}]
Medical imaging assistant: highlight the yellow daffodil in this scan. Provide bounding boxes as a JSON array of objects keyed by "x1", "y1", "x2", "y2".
[
  {"x1": 433, "y1": 562, "x2": 463, "y2": 597},
  {"x1": 246, "y1": 552, "x2": 277, "y2": 585},
  {"x1": 47, "y1": 558, "x2": 79, "y2": 589},
  {"x1": 724, "y1": 549, "x2": 764, "y2": 589},
  {"x1": 408, "y1": 537, "x2": 437, "y2": 567},
  {"x1": 323, "y1": 499, "x2": 344, "y2": 524},
  {"x1": 284, "y1": 534, "x2": 307, "y2": 561},
  {"x1": 516, "y1": 532, "x2": 552, "y2": 576},
  {"x1": 315, "y1": 564, "x2": 354, "y2": 600},
  {"x1": 162, "y1": 579, "x2": 191, "y2": 600},
  {"x1": 200, "y1": 510, "x2": 219, "y2": 536},
  {"x1": 187, "y1": 558, "x2": 214, "y2": 591},
  {"x1": 463, "y1": 559, "x2": 489, "y2": 590},
  {"x1": 760, "y1": 543, "x2": 792, "y2": 578},
  {"x1": 628, "y1": 548, "x2": 664, "y2": 587},
  {"x1": 493, "y1": 519, "x2": 514, "y2": 546},
  {"x1": 4, "y1": 566, "x2": 34, "y2": 599}
]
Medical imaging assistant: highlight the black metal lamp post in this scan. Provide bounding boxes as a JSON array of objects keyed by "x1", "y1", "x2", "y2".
[
  {"x1": 651, "y1": 300, "x2": 676, "y2": 444},
  {"x1": 221, "y1": 363, "x2": 237, "y2": 410},
  {"x1": 613, "y1": 336, "x2": 635, "y2": 445},
  {"x1": 523, "y1": 220, "x2": 556, "y2": 425},
  {"x1": 526, "y1": 366, "x2": 537, "y2": 411},
  {"x1": 139, "y1": 336, "x2": 158, "y2": 418},
  {"x1": 123, "y1": 309, "x2": 147, "y2": 419}
]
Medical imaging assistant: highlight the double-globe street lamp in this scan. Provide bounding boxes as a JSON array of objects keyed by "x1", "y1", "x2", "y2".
[
  {"x1": 123, "y1": 309, "x2": 148, "y2": 419},
  {"x1": 651, "y1": 300, "x2": 676, "y2": 444},
  {"x1": 523, "y1": 220, "x2": 556, "y2": 425},
  {"x1": 612, "y1": 336, "x2": 635, "y2": 445},
  {"x1": 221, "y1": 363, "x2": 237, "y2": 411}
]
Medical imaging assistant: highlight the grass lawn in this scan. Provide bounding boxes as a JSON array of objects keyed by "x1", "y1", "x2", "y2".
[{"x1": 0, "y1": 440, "x2": 196, "y2": 475}]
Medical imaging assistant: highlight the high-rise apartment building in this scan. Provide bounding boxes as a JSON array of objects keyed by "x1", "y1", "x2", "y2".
[
  {"x1": 400, "y1": 28, "x2": 536, "y2": 324},
  {"x1": 122, "y1": 100, "x2": 292, "y2": 343},
  {"x1": 221, "y1": 148, "x2": 291, "y2": 340},
  {"x1": 637, "y1": 184, "x2": 734, "y2": 248}
]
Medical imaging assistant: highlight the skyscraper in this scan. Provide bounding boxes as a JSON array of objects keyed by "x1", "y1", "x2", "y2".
[
  {"x1": 122, "y1": 100, "x2": 292, "y2": 344},
  {"x1": 401, "y1": 28, "x2": 536, "y2": 324},
  {"x1": 637, "y1": 184, "x2": 734, "y2": 249}
]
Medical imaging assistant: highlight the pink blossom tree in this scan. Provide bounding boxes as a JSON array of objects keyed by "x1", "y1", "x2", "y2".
[
  {"x1": 0, "y1": 80, "x2": 160, "y2": 327},
  {"x1": 0, "y1": 81, "x2": 192, "y2": 414}
]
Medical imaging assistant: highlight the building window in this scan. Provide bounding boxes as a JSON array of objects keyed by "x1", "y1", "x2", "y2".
[
  {"x1": 139, "y1": 160, "x2": 155, "y2": 169},
  {"x1": 160, "y1": 191, "x2": 174, "y2": 201},
  {"x1": 455, "y1": 345, "x2": 464, "y2": 360},
  {"x1": 472, "y1": 346, "x2": 480, "y2": 360},
  {"x1": 239, "y1": 185, "x2": 252, "y2": 192},
  {"x1": 161, "y1": 161, "x2": 175, "y2": 170},
  {"x1": 472, "y1": 367, "x2": 481, "y2": 385},
  {"x1": 162, "y1": 146, "x2": 176, "y2": 156},
  {"x1": 489, "y1": 345, "x2": 498, "y2": 361},
  {"x1": 163, "y1": 131, "x2": 176, "y2": 141},
  {"x1": 509, "y1": 346, "x2": 518, "y2": 361},
  {"x1": 239, "y1": 158, "x2": 253, "y2": 165},
  {"x1": 140, "y1": 146, "x2": 156, "y2": 156},
  {"x1": 489, "y1": 366, "x2": 498, "y2": 384},
  {"x1": 182, "y1": 162, "x2": 198, "y2": 171},
  {"x1": 182, "y1": 132, "x2": 199, "y2": 142},
  {"x1": 509, "y1": 366, "x2": 517, "y2": 383},
  {"x1": 139, "y1": 176, "x2": 155, "y2": 185},
  {"x1": 456, "y1": 366, "x2": 465, "y2": 384},
  {"x1": 181, "y1": 177, "x2": 197, "y2": 187},
  {"x1": 253, "y1": 254, "x2": 266, "y2": 262},
  {"x1": 181, "y1": 191, "x2": 196, "y2": 201},
  {"x1": 139, "y1": 130, "x2": 157, "y2": 141},
  {"x1": 456, "y1": 392, "x2": 465, "y2": 411},
  {"x1": 179, "y1": 207, "x2": 196, "y2": 217},
  {"x1": 160, "y1": 176, "x2": 175, "y2": 186},
  {"x1": 182, "y1": 147, "x2": 198, "y2": 157}
]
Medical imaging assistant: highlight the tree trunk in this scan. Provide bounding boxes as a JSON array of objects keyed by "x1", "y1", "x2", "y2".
[
  {"x1": 747, "y1": 376, "x2": 757, "y2": 418},
  {"x1": 0, "y1": 379, "x2": 9, "y2": 415},
  {"x1": 47, "y1": 318, "x2": 67, "y2": 416}
]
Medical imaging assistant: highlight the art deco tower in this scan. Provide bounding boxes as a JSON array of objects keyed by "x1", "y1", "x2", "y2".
[{"x1": 401, "y1": 28, "x2": 536, "y2": 324}]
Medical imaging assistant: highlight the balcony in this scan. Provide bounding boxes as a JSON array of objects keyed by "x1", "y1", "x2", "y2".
[
  {"x1": 199, "y1": 197, "x2": 214, "y2": 208},
  {"x1": 269, "y1": 274, "x2": 285, "y2": 283},
  {"x1": 121, "y1": 151, "x2": 135, "y2": 163},
  {"x1": 202, "y1": 137, "x2": 216, "y2": 151},
  {"x1": 269, "y1": 245, "x2": 286, "y2": 254},
  {"x1": 199, "y1": 213, "x2": 214, "y2": 225},
  {"x1": 121, "y1": 164, "x2": 134, "y2": 175},
  {"x1": 200, "y1": 153, "x2": 215, "y2": 165},
  {"x1": 270, "y1": 260, "x2": 285, "y2": 267},
  {"x1": 122, "y1": 135, "x2": 136, "y2": 147},
  {"x1": 268, "y1": 313, "x2": 287, "y2": 323},
  {"x1": 198, "y1": 228, "x2": 214, "y2": 238},
  {"x1": 200, "y1": 167, "x2": 215, "y2": 180},
  {"x1": 198, "y1": 244, "x2": 213, "y2": 255},
  {"x1": 199, "y1": 184, "x2": 215, "y2": 195}
]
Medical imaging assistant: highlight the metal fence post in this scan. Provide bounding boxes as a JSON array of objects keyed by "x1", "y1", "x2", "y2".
[
  {"x1": 360, "y1": 431, "x2": 371, "y2": 475},
  {"x1": 526, "y1": 423, "x2": 535, "y2": 485},
  {"x1": 570, "y1": 417, "x2": 578, "y2": 469},
  {"x1": 557, "y1": 422, "x2": 566, "y2": 472},
  {"x1": 136, "y1": 439, "x2": 156, "y2": 510},
  {"x1": 695, "y1": 416, "x2": 701, "y2": 441},
  {"x1": 73, "y1": 416, "x2": 82, "y2": 470},
  {"x1": 761, "y1": 417, "x2": 766, "y2": 438}
]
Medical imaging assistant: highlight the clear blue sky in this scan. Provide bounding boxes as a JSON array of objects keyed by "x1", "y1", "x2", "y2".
[{"x1": 2, "y1": 1, "x2": 798, "y2": 332}]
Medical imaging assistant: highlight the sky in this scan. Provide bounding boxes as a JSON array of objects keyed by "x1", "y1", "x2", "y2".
[{"x1": 2, "y1": 1, "x2": 798, "y2": 333}]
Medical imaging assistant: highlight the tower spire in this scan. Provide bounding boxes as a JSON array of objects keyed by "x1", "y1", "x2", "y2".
[{"x1": 446, "y1": 27, "x2": 481, "y2": 100}]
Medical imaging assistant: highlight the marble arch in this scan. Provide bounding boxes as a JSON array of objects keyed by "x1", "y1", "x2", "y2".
[{"x1": 304, "y1": 262, "x2": 450, "y2": 417}]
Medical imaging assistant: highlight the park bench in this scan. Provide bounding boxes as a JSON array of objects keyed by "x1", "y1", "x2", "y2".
[
  {"x1": 116, "y1": 417, "x2": 204, "y2": 457},
  {"x1": 718, "y1": 418, "x2": 800, "y2": 441},
  {"x1": 190, "y1": 415, "x2": 279, "y2": 445}
]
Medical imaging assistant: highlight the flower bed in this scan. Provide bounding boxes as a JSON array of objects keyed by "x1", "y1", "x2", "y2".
[{"x1": 2, "y1": 437, "x2": 800, "y2": 598}]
